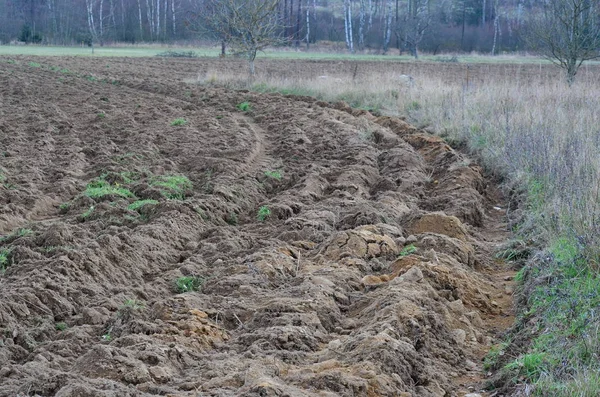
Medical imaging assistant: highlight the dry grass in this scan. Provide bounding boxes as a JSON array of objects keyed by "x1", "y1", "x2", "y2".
[{"x1": 198, "y1": 62, "x2": 600, "y2": 394}]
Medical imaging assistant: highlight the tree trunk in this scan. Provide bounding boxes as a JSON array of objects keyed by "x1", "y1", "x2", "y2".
[
  {"x1": 295, "y1": 0, "x2": 302, "y2": 47},
  {"x1": 99, "y1": 0, "x2": 104, "y2": 45},
  {"x1": 137, "y1": 0, "x2": 144, "y2": 40},
  {"x1": 306, "y1": 6, "x2": 310, "y2": 49},
  {"x1": 359, "y1": 0, "x2": 365, "y2": 49}
]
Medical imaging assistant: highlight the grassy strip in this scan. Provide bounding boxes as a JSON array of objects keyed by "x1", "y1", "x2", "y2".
[{"x1": 208, "y1": 66, "x2": 600, "y2": 394}]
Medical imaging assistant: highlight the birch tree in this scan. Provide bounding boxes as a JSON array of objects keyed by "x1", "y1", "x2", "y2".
[{"x1": 344, "y1": 0, "x2": 354, "y2": 52}]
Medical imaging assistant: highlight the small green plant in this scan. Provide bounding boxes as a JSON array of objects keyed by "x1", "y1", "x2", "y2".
[
  {"x1": 398, "y1": 244, "x2": 417, "y2": 258},
  {"x1": 101, "y1": 332, "x2": 112, "y2": 341},
  {"x1": 59, "y1": 202, "x2": 70, "y2": 212},
  {"x1": 97, "y1": 112, "x2": 106, "y2": 119},
  {"x1": 60, "y1": 68, "x2": 70, "y2": 74},
  {"x1": 171, "y1": 118, "x2": 187, "y2": 126},
  {"x1": 225, "y1": 212, "x2": 239, "y2": 225},
  {"x1": 216, "y1": 115, "x2": 223, "y2": 119},
  {"x1": 505, "y1": 352, "x2": 547, "y2": 382},
  {"x1": 86, "y1": 75, "x2": 97, "y2": 82},
  {"x1": 121, "y1": 299, "x2": 144, "y2": 310},
  {"x1": 55, "y1": 322, "x2": 68, "y2": 331},
  {"x1": 150, "y1": 174, "x2": 192, "y2": 200},
  {"x1": 257, "y1": 206, "x2": 271, "y2": 221},
  {"x1": 0, "y1": 248, "x2": 12, "y2": 273},
  {"x1": 16, "y1": 228, "x2": 33, "y2": 237},
  {"x1": 484, "y1": 342, "x2": 509, "y2": 370},
  {"x1": 175, "y1": 276, "x2": 204, "y2": 293},
  {"x1": 84, "y1": 179, "x2": 135, "y2": 199},
  {"x1": 28, "y1": 62, "x2": 41, "y2": 68},
  {"x1": 128, "y1": 199, "x2": 158, "y2": 212},
  {"x1": 264, "y1": 170, "x2": 282, "y2": 180},
  {"x1": 237, "y1": 101, "x2": 252, "y2": 112},
  {"x1": 81, "y1": 206, "x2": 95, "y2": 218}
]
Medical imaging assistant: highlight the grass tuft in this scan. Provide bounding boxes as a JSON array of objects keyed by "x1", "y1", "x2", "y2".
[
  {"x1": 128, "y1": 199, "x2": 158, "y2": 211},
  {"x1": 170, "y1": 118, "x2": 187, "y2": 126},
  {"x1": 257, "y1": 206, "x2": 271, "y2": 222},
  {"x1": 175, "y1": 276, "x2": 204, "y2": 293},
  {"x1": 150, "y1": 174, "x2": 192, "y2": 200},
  {"x1": 84, "y1": 179, "x2": 135, "y2": 199}
]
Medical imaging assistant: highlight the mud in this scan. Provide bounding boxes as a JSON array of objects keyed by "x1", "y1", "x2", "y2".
[{"x1": 0, "y1": 57, "x2": 514, "y2": 396}]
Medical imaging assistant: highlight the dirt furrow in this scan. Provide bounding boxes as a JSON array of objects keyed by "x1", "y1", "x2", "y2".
[{"x1": 0, "y1": 57, "x2": 514, "y2": 397}]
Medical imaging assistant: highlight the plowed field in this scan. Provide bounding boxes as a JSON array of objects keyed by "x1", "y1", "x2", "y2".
[{"x1": 0, "y1": 57, "x2": 514, "y2": 397}]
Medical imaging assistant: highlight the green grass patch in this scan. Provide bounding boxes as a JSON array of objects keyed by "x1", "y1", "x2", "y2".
[
  {"x1": 84, "y1": 179, "x2": 135, "y2": 199},
  {"x1": 175, "y1": 276, "x2": 204, "y2": 293},
  {"x1": 0, "y1": 248, "x2": 12, "y2": 273},
  {"x1": 128, "y1": 199, "x2": 158, "y2": 211},
  {"x1": 81, "y1": 206, "x2": 95, "y2": 218},
  {"x1": 150, "y1": 174, "x2": 192, "y2": 200},
  {"x1": 237, "y1": 101, "x2": 252, "y2": 112},
  {"x1": 398, "y1": 244, "x2": 417, "y2": 257},
  {"x1": 55, "y1": 322, "x2": 68, "y2": 331},
  {"x1": 170, "y1": 118, "x2": 187, "y2": 126},
  {"x1": 257, "y1": 206, "x2": 271, "y2": 222},
  {"x1": 264, "y1": 170, "x2": 282, "y2": 180},
  {"x1": 28, "y1": 61, "x2": 41, "y2": 68}
]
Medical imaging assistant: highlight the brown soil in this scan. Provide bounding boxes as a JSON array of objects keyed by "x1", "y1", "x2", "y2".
[{"x1": 0, "y1": 57, "x2": 514, "y2": 397}]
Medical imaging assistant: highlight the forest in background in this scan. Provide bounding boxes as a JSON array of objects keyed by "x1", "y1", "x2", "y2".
[{"x1": 0, "y1": 0, "x2": 538, "y2": 54}]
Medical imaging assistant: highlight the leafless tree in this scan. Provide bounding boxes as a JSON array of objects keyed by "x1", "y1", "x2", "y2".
[
  {"x1": 189, "y1": 0, "x2": 285, "y2": 76},
  {"x1": 397, "y1": 0, "x2": 431, "y2": 58},
  {"x1": 527, "y1": 0, "x2": 600, "y2": 85}
]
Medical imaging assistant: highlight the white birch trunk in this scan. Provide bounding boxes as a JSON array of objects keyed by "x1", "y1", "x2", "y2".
[
  {"x1": 156, "y1": 0, "x2": 160, "y2": 37},
  {"x1": 171, "y1": 0, "x2": 176, "y2": 35},
  {"x1": 306, "y1": 7, "x2": 310, "y2": 48}
]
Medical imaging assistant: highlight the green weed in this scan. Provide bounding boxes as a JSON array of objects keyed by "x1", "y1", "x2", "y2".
[
  {"x1": 398, "y1": 244, "x2": 417, "y2": 258},
  {"x1": 226, "y1": 212, "x2": 238, "y2": 225},
  {"x1": 170, "y1": 118, "x2": 187, "y2": 126},
  {"x1": 237, "y1": 101, "x2": 252, "y2": 112},
  {"x1": 128, "y1": 199, "x2": 158, "y2": 211},
  {"x1": 175, "y1": 276, "x2": 204, "y2": 293},
  {"x1": 84, "y1": 179, "x2": 135, "y2": 199},
  {"x1": 28, "y1": 62, "x2": 41, "y2": 68},
  {"x1": 97, "y1": 112, "x2": 106, "y2": 119},
  {"x1": 55, "y1": 322, "x2": 68, "y2": 331},
  {"x1": 264, "y1": 170, "x2": 282, "y2": 180},
  {"x1": 150, "y1": 174, "x2": 192, "y2": 200},
  {"x1": 257, "y1": 206, "x2": 271, "y2": 221},
  {"x1": 0, "y1": 248, "x2": 12, "y2": 273},
  {"x1": 81, "y1": 206, "x2": 95, "y2": 218}
]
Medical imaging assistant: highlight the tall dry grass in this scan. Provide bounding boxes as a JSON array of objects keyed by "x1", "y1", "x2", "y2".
[{"x1": 200, "y1": 61, "x2": 600, "y2": 393}]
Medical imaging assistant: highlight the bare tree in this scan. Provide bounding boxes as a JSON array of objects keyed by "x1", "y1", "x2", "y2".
[
  {"x1": 397, "y1": 0, "x2": 431, "y2": 58},
  {"x1": 190, "y1": 0, "x2": 285, "y2": 76},
  {"x1": 527, "y1": 0, "x2": 600, "y2": 85}
]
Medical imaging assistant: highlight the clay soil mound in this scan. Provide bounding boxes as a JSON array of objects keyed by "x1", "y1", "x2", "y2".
[{"x1": 0, "y1": 57, "x2": 512, "y2": 397}]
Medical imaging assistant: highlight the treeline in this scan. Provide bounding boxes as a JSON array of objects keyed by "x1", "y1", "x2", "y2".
[{"x1": 0, "y1": 0, "x2": 537, "y2": 53}]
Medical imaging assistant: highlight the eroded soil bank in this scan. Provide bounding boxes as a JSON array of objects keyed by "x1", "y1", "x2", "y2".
[{"x1": 0, "y1": 57, "x2": 513, "y2": 396}]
